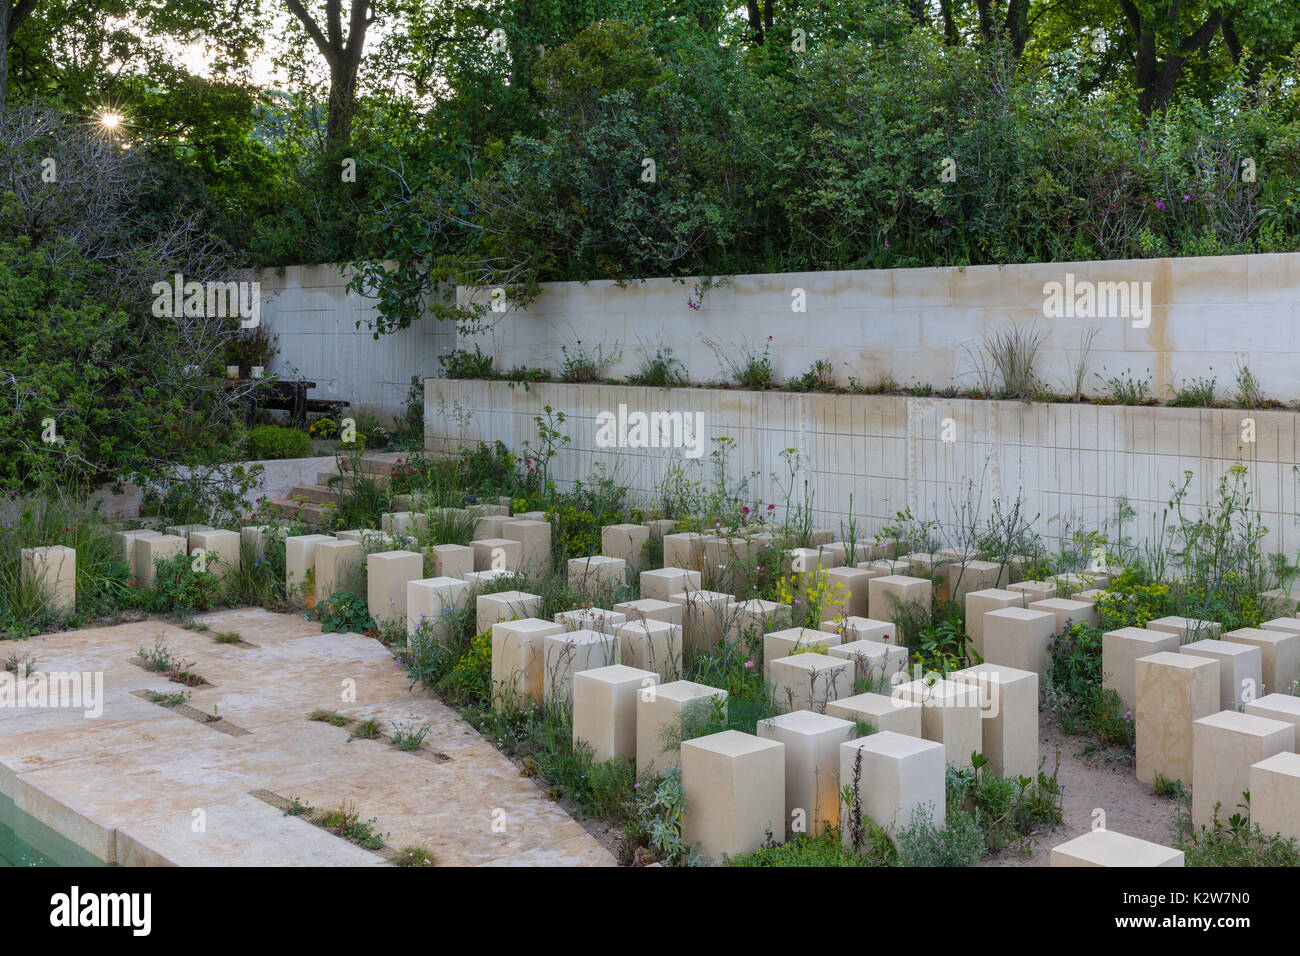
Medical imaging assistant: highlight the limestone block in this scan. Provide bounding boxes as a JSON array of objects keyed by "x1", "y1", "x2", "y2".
[
  {"x1": 315, "y1": 539, "x2": 362, "y2": 604},
  {"x1": 1251, "y1": 751, "x2": 1300, "y2": 841},
  {"x1": 728, "y1": 598, "x2": 794, "y2": 650},
  {"x1": 1261, "y1": 617, "x2": 1300, "y2": 639},
  {"x1": 1008, "y1": 580, "x2": 1056, "y2": 603},
  {"x1": 1029, "y1": 597, "x2": 1098, "y2": 634},
  {"x1": 474, "y1": 514, "x2": 507, "y2": 540},
  {"x1": 827, "y1": 640, "x2": 908, "y2": 690},
  {"x1": 19, "y1": 546, "x2": 75, "y2": 615},
  {"x1": 381, "y1": 511, "x2": 416, "y2": 535},
  {"x1": 827, "y1": 692, "x2": 922, "y2": 737},
  {"x1": 464, "y1": 568, "x2": 516, "y2": 591},
  {"x1": 116, "y1": 530, "x2": 160, "y2": 586},
  {"x1": 785, "y1": 547, "x2": 841, "y2": 574},
  {"x1": 165, "y1": 523, "x2": 211, "y2": 541},
  {"x1": 407, "y1": 575, "x2": 470, "y2": 639},
  {"x1": 612, "y1": 597, "x2": 683, "y2": 628},
  {"x1": 643, "y1": 518, "x2": 677, "y2": 541},
  {"x1": 952, "y1": 663, "x2": 1039, "y2": 779},
  {"x1": 1135, "y1": 652, "x2": 1220, "y2": 786},
  {"x1": 190, "y1": 529, "x2": 240, "y2": 582},
  {"x1": 1073, "y1": 588, "x2": 1107, "y2": 604},
  {"x1": 682, "y1": 730, "x2": 785, "y2": 859},
  {"x1": 669, "y1": 589, "x2": 736, "y2": 656},
  {"x1": 946, "y1": 560, "x2": 1004, "y2": 604},
  {"x1": 1103, "y1": 627, "x2": 1181, "y2": 711},
  {"x1": 1147, "y1": 616, "x2": 1222, "y2": 643},
  {"x1": 1258, "y1": 589, "x2": 1300, "y2": 616},
  {"x1": 757, "y1": 710, "x2": 855, "y2": 837},
  {"x1": 240, "y1": 525, "x2": 272, "y2": 556},
  {"x1": 1050, "y1": 830, "x2": 1184, "y2": 867},
  {"x1": 823, "y1": 542, "x2": 873, "y2": 566},
  {"x1": 573, "y1": 665, "x2": 660, "y2": 762},
  {"x1": 492, "y1": 617, "x2": 564, "y2": 707},
  {"x1": 285, "y1": 534, "x2": 336, "y2": 600},
  {"x1": 514, "y1": 510, "x2": 547, "y2": 521},
  {"x1": 965, "y1": 588, "x2": 1026, "y2": 657},
  {"x1": 820, "y1": 615, "x2": 896, "y2": 645},
  {"x1": 1192, "y1": 710, "x2": 1294, "y2": 828},
  {"x1": 703, "y1": 535, "x2": 757, "y2": 595},
  {"x1": 135, "y1": 534, "x2": 187, "y2": 590},
  {"x1": 428, "y1": 543, "x2": 474, "y2": 580},
  {"x1": 1224, "y1": 627, "x2": 1300, "y2": 697},
  {"x1": 470, "y1": 537, "x2": 521, "y2": 573},
  {"x1": 769, "y1": 653, "x2": 854, "y2": 714},
  {"x1": 824, "y1": 566, "x2": 877, "y2": 617},
  {"x1": 663, "y1": 532, "x2": 706, "y2": 572},
  {"x1": 640, "y1": 567, "x2": 701, "y2": 602},
  {"x1": 501, "y1": 519, "x2": 552, "y2": 581},
  {"x1": 366, "y1": 549, "x2": 423, "y2": 627},
  {"x1": 1051, "y1": 572, "x2": 1100, "y2": 597},
  {"x1": 763, "y1": 627, "x2": 839, "y2": 680},
  {"x1": 615, "y1": 619, "x2": 683, "y2": 680},
  {"x1": 636, "y1": 680, "x2": 728, "y2": 773},
  {"x1": 555, "y1": 607, "x2": 627, "y2": 634},
  {"x1": 1180, "y1": 639, "x2": 1262, "y2": 710},
  {"x1": 1245, "y1": 693, "x2": 1300, "y2": 741},
  {"x1": 465, "y1": 502, "x2": 508, "y2": 517},
  {"x1": 476, "y1": 589, "x2": 541, "y2": 634},
  {"x1": 601, "y1": 523, "x2": 650, "y2": 573},
  {"x1": 893, "y1": 679, "x2": 982, "y2": 769},
  {"x1": 840, "y1": 731, "x2": 946, "y2": 847},
  {"x1": 982, "y1": 607, "x2": 1056, "y2": 680},
  {"x1": 567, "y1": 555, "x2": 627, "y2": 598},
  {"x1": 867, "y1": 575, "x2": 932, "y2": 622},
  {"x1": 809, "y1": 528, "x2": 835, "y2": 547},
  {"x1": 543, "y1": 628, "x2": 619, "y2": 705}
]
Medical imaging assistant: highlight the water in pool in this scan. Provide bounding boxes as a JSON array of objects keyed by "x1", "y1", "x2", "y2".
[{"x1": 0, "y1": 793, "x2": 105, "y2": 867}]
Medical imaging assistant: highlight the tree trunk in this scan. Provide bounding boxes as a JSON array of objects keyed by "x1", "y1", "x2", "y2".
[
  {"x1": 284, "y1": 0, "x2": 373, "y2": 148},
  {"x1": 1120, "y1": 1, "x2": 1223, "y2": 116},
  {"x1": 1, "y1": 0, "x2": 37, "y2": 113}
]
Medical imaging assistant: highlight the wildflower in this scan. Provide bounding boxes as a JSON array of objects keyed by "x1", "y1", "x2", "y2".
[
  {"x1": 1155, "y1": 199, "x2": 1166, "y2": 212},
  {"x1": 744, "y1": 660, "x2": 755, "y2": 670}
]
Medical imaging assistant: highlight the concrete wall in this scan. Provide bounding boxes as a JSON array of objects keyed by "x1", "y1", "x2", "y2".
[
  {"x1": 456, "y1": 253, "x2": 1300, "y2": 402},
  {"x1": 426, "y1": 379, "x2": 1300, "y2": 559},
  {"x1": 256, "y1": 264, "x2": 456, "y2": 421}
]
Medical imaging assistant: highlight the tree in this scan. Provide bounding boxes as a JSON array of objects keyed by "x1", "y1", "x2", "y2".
[
  {"x1": 1117, "y1": 1, "x2": 1226, "y2": 115},
  {"x1": 283, "y1": 0, "x2": 377, "y2": 148},
  {"x1": 0, "y1": 0, "x2": 38, "y2": 110}
]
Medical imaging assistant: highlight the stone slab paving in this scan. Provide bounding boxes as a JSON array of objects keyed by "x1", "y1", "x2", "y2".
[{"x1": 0, "y1": 608, "x2": 615, "y2": 867}]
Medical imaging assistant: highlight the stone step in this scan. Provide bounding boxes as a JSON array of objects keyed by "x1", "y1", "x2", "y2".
[
  {"x1": 316, "y1": 469, "x2": 391, "y2": 490},
  {"x1": 287, "y1": 483, "x2": 341, "y2": 505},
  {"x1": 264, "y1": 498, "x2": 333, "y2": 527}
]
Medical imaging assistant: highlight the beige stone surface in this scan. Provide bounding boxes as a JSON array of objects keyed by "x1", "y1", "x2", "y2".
[
  {"x1": 366, "y1": 550, "x2": 423, "y2": 627},
  {"x1": 286, "y1": 534, "x2": 336, "y2": 603},
  {"x1": 867, "y1": 575, "x2": 931, "y2": 623},
  {"x1": 983, "y1": 607, "x2": 1056, "y2": 680},
  {"x1": 1146, "y1": 616, "x2": 1222, "y2": 642},
  {"x1": 635, "y1": 680, "x2": 727, "y2": 773},
  {"x1": 406, "y1": 576, "x2": 469, "y2": 639},
  {"x1": 1224, "y1": 627, "x2": 1300, "y2": 698},
  {"x1": 428, "y1": 543, "x2": 474, "y2": 580},
  {"x1": 1102, "y1": 627, "x2": 1180, "y2": 711},
  {"x1": 819, "y1": 615, "x2": 895, "y2": 645},
  {"x1": 762, "y1": 627, "x2": 839, "y2": 679},
  {"x1": 315, "y1": 539, "x2": 362, "y2": 605},
  {"x1": 554, "y1": 607, "x2": 627, "y2": 633},
  {"x1": 1007, "y1": 580, "x2": 1056, "y2": 603},
  {"x1": 662, "y1": 532, "x2": 706, "y2": 572},
  {"x1": 1029, "y1": 597, "x2": 1097, "y2": 634},
  {"x1": 757, "y1": 710, "x2": 854, "y2": 837},
  {"x1": 1135, "y1": 652, "x2": 1219, "y2": 786},
  {"x1": 668, "y1": 588, "x2": 735, "y2": 657},
  {"x1": 946, "y1": 560, "x2": 1004, "y2": 604},
  {"x1": 1192, "y1": 710, "x2": 1294, "y2": 829},
  {"x1": 827, "y1": 639, "x2": 908, "y2": 689},
  {"x1": 567, "y1": 555, "x2": 627, "y2": 597},
  {"x1": 682, "y1": 730, "x2": 785, "y2": 859},
  {"x1": 492, "y1": 617, "x2": 564, "y2": 707},
  {"x1": 613, "y1": 597, "x2": 683, "y2": 627},
  {"x1": 964, "y1": 588, "x2": 1025, "y2": 657},
  {"x1": 542, "y1": 629, "x2": 619, "y2": 706},
  {"x1": 116, "y1": 529, "x2": 161, "y2": 586},
  {"x1": 1180, "y1": 639, "x2": 1262, "y2": 709},
  {"x1": 1251, "y1": 751, "x2": 1300, "y2": 841},
  {"x1": 134, "y1": 534, "x2": 186, "y2": 591},
  {"x1": 840, "y1": 731, "x2": 945, "y2": 847},
  {"x1": 769, "y1": 653, "x2": 853, "y2": 714},
  {"x1": 952, "y1": 663, "x2": 1039, "y2": 779},
  {"x1": 475, "y1": 589, "x2": 541, "y2": 634},
  {"x1": 471, "y1": 537, "x2": 522, "y2": 573},
  {"x1": 1050, "y1": 829, "x2": 1183, "y2": 867},
  {"x1": 640, "y1": 567, "x2": 701, "y2": 602},
  {"x1": 825, "y1": 693, "x2": 922, "y2": 737},
  {"x1": 893, "y1": 679, "x2": 981, "y2": 769},
  {"x1": 189, "y1": 529, "x2": 241, "y2": 582},
  {"x1": 824, "y1": 566, "x2": 876, "y2": 617},
  {"x1": 20, "y1": 546, "x2": 76, "y2": 616},
  {"x1": 573, "y1": 664, "x2": 659, "y2": 762},
  {"x1": 728, "y1": 598, "x2": 794, "y2": 649},
  {"x1": 601, "y1": 523, "x2": 651, "y2": 573},
  {"x1": 614, "y1": 619, "x2": 683, "y2": 680},
  {"x1": 501, "y1": 519, "x2": 552, "y2": 581},
  {"x1": 1245, "y1": 693, "x2": 1300, "y2": 741}
]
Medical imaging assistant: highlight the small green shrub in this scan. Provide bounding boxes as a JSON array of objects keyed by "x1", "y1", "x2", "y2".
[
  {"x1": 244, "y1": 424, "x2": 314, "y2": 460},
  {"x1": 439, "y1": 345, "x2": 494, "y2": 379},
  {"x1": 319, "y1": 590, "x2": 375, "y2": 634}
]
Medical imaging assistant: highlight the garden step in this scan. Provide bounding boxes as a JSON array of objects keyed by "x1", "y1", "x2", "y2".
[
  {"x1": 264, "y1": 498, "x2": 333, "y2": 527},
  {"x1": 338, "y1": 452, "x2": 406, "y2": 477},
  {"x1": 287, "y1": 483, "x2": 342, "y2": 505},
  {"x1": 315, "y1": 469, "x2": 391, "y2": 490}
]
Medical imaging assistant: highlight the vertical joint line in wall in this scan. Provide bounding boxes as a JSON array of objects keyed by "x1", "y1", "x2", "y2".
[
  {"x1": 990, "y1": 403, "x2": 1002, "y2": 505},
  {"x1": 905, "y1": 398, "x2": 918, "y2": 515}
]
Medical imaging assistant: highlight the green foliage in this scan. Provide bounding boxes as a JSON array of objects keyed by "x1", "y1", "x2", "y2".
[
  {"x1": 243, "y1": 424, "x2": 314, "y2": 460},
  {"x1": 728, "y1": 828, "x2": 880, "y2": 867},
  {"x1": 319, "y1": 590, "x2": 376, "y2": 635},
  {"x1": 139, "y1": 552, "x2": 222, "y2": 615},
  {"x1": 1176, "y1": 796, "x2": 1300, "y2": 867},
  {"x1": 389, "y1": 722, "x2": 432, "y2": 752},
  {"x1": 439, "y1": 346, "x2": 495, "y2": 380},
  {"x1": 895, "y1": 806, "x2": 987, "y2": 867}
]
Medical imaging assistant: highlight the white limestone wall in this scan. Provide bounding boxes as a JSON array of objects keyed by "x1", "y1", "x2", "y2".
[
  {"x1": 456, "y1": 253, "x2": 1300, "y2": 402},
  {"x1": 427, "y1": 379, "x2": 1300, "y2": 559},
  {"x1": 256, "y1": 264, "x2": 456, "y2": 421}
]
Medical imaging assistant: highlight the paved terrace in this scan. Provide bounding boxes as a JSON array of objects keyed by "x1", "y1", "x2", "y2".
[{"x1": 0, "y1": 608, "x2": 614, "y2": 866}]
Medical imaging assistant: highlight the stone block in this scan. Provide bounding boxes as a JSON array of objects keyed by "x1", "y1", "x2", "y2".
[
  {"x1": 601, "y1": 523, "x2": 650, "y2": 573},
  {"x1": 1102, "y1": 627, "x2": 1181, "y2": 711},
  {"x1": 615, "y1": 619, "x2": 684, "y2": 680},
  {"x1": 315, "y1": 539, "x2": 362, "y2": 604},
  {"x1": 1261, "y1": 617, "x2": 1300, "y2": 639},
  {"x1": 1224, "y1": 627, "x2": 1300, "y2": 698},
  {"x1": 1029, "y1": 597, "x2": 1098, "y2": 634},
  {"x1": 19, "y1": 546, "x2": 75, "y2": 615},
  {"x1": 682, "y1": 730, "x2": 785, "y2": 859},
  {"x1": 612, "y1": 597, "x2": 683, "y2": 628},
  {"x1": 640, "y1": 567, "x2": 701, "y2": 602},
  {"x1": 239, "y1": 525, "x2": 271, "y2": 556},
  {"x1": 501, "y1": 519, "x2": 552, "y2": 581},
  {"x1": 1007, "y1": 580, "x2": 1056, "y2": 603},
  {"x1": 543, "y1": 628, "x2": 619, "y2": 706},
  {"x1": 770, "y1": 653, "x2": 854, "y2": 714},
  {"x1": 982, "y1": 607, "x2": 1056, "y2": 680},
  {"x1": 867, "y1": 575, "x2": 932, "y2": 622},
  {"x1": 763, "y1": 627, "x2": 839, "y2": 680},
  {"x1": 285, "y1": 534, "x2": 336, "y2": 601},
  {"x1": 965, "y1": 588, "x2": 1026, "y2": 657},
  {"x1": 952, "y1": 663, "x2": 1039, "y2": 779},
  {"x1": 663, "y1": 532, "x2": 707, "y2": 572},
  {"x1": 824, "y1": 566, "x2": 877, "y2": 617},
  {"x1": 381, "y1": 511, "x2": 415, "y2": 535},
  {"x1": 1251, "y1": 751, "x2": 1300, "y2": 841},
  {"x1": 573, "y1": 665, "x2": 660, "y2": 762},
  {"x1": 728, "y1": 599, "x2": 794, "y2": 650},
  {"x1": 476, "y1": 589, "x2": 541, "y2": 634},
  {"x1": 407, "y1": 575, "x2": 470, "y2": 639},
  {"x1": 669, "y1": 589, "x2": 736, "y2": 656},
  {"x1": 1147, "y1": 616, "x2": 1222, "y2": 643},
  {"x1": 1258, "y1": 589, "x2": 1300, "y2": 616},
  {"x1": 470, "y1": 537, "x2": 522, "y2": 573},
  {"x1": 945, "y1": 560, "x2": 1004, "y2": 604},
  {"x1": 636, "y1": 679, "x2": 728, "y2": 773},
  {"x1": 190, "y1": 529, "x2": 240, "y2": 582},
  {"x1": 492, "y1": 618, "x2": 564, "y2": 707},
  {"x1": 134, "y1": 534, "x2": 186, "y2": 590},
  {"x1": 474, "y1": 514, "x2": 507, "y2": 540},
  {"x1": 554, "y1": 607, "x2": 627, "y2": 634},
  {"x1": 892, "y1": 679, "x2": 982, "y2": 769},
  {"x1": 1135, "y1": 652, "x2": 1220, "y2": 786},
  {"x1": 1192, "y1": 710, "x2": 1294, "y2": 828},
  {"x1": 757, "y1": 710, "x2": 855, "y2": 837},
  {"x1": 1245, "y1": 693, "x2": 1300, "y2": 741},
  {"x1": 840, "y1": 732, "x2": 946, "y2": 847},
  {"x1": 827, "y1": 640, "x2": 908, "y2": 690},
  {"x1": 567, "y1": 555, "x2": 627, "y2": 598},
  {"x1": 826, "y1": 692, "x2": 922, "y2": 737},
  {"x1": 366, "y1": 549, "x2": 423, "y2": 627},
  {"x1": 1180, "y1": 639, "x2": 1263, "y2": 710},
  {"x1": 428, "y1": 543, "x2": 474, "y2": 580},
  {"x1": 643, "y1": 518, "x2": 677, "y2": 541},
  {"x1": 1050, "y1": 830, "x2": 1184, "y2": 867},
  {"x1": 116, "y1": 529, "x2": 160, "y2": 586},
  {"x1": 820, "y1": 615, "x2": 896, "y2": 645},
  {"x1": 165, "y1": 523, "x2": 211, "y2": 542},
  {"x1": 464, "y1": 568, "x2": 516, "y2": 591}
]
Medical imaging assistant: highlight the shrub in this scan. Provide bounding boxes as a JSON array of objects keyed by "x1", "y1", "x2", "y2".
[
  {"x1": 439, "y1": 345, "x2": 494, "y2": 379},
  {"x1": 244, "y1": 424, "x2": 314, "y2": 460},
  {"x1": 319, "y1": 590, "x2": 375, "y2": 634}
]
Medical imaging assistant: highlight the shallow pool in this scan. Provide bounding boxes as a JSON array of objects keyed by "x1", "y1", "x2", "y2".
[{"x1": 0, "y1": 793, "x2": 106, "y2": 867}]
